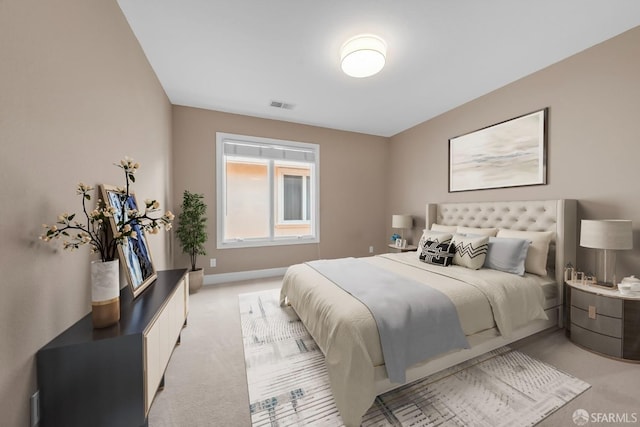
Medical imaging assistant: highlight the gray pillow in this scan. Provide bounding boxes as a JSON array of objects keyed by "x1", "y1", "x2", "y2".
[
  {"x1": 496, "y1": 229, "x2": 553, "y2": 276},
  {"x1": 484, "y1": 237, "x2": 531, "y2": 276}
]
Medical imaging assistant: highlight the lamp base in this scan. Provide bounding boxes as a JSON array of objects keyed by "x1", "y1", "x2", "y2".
[{"x1": 595, "y1": 249, "x2": 617, "y2": 288}]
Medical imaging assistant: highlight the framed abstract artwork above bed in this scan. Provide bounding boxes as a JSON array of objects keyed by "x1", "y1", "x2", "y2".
[{"x1": 448, "y1": 108, "x2": 548, "y2": 192}]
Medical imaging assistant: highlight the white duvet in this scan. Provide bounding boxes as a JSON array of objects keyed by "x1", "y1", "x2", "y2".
[{"x1": 280, "y1": 252, "x2": 549, "y2": 426}]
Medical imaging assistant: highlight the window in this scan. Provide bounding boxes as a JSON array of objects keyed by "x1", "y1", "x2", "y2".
[{"x1": 216, "y1": 132, "x2": 319, "y2": 248}]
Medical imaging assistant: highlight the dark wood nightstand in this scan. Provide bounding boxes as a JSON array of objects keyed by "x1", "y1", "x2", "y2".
[{"x1": 565, "y1": 280, "x2": 640, "y2": 361}]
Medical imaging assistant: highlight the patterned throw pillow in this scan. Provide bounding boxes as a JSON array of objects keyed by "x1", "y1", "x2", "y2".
[
  {"x1": 417, "y1": 230, "x2": 453, "y2": 247},
  {"x1": 419, "y1": 240, "x2": 456, "y2": 266},
  {"x1": 451, "y1": 234, "x2": 489, "y2": 270}
]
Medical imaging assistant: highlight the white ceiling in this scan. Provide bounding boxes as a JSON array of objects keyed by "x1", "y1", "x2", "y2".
[{"x1": 117, "y1": 1, "x2": 640, "y2": 137}]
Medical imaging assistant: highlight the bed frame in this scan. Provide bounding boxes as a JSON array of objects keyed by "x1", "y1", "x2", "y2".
[{"x1": 374, "y1": 199, "x2": 577, "y2": 395}]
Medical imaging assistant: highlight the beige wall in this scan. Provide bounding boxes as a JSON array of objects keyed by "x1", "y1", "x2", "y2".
[
  {"x1": 172, "y1": 106, "x2": 390, "y2": 274},
  {"x1": 0, "y1": 0, "x2": 172, "y2": 425},
  {"x1": 388, "y1": 26, "x2": 640, "y2": 278}
]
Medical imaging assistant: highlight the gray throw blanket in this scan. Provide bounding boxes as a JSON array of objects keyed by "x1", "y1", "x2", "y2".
[{"x1": 306, "y1": 258, "x2": 469, "y2": 383}]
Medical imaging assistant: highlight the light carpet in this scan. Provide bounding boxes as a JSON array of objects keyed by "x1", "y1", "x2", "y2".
[{"x1": 239, "y1": 289, "x2": 590, "y2": 427}]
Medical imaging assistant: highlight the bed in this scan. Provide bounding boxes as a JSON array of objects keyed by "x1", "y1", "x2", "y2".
[{"x1": 280, "y1": 199, "x2": 577, "y2": 426}]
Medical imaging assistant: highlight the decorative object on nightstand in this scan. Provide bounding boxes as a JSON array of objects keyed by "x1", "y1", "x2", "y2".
[
  {"x1": 565, "y1": 279, "x2": 640, "y2": 361},
  {"x1": 564, "y1": 262, "x2": 575, "y2": 282},
  {"x1": 618, "y1": 276, "x2": 640, "y2": 296},
  {"x1": 392, "y1": 214, "x2": 412, "y2": 249},
  {"x1": 579, "y1": 219, "x2": 632, "y2": 287}
]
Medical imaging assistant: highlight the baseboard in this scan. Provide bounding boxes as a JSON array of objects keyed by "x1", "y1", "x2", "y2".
[{"x1": 204, "y1": 267, "x2": 288, "y2": 286}]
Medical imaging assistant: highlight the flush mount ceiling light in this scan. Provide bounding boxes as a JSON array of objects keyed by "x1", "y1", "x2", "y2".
[{"x1": 340, "y1": 34, "x2": 387, "y2": 78}]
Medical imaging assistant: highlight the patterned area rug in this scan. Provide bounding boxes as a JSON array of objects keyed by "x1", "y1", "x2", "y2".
[{"x1": 240, "y1": 289, "x2": 590, "y2": 427}]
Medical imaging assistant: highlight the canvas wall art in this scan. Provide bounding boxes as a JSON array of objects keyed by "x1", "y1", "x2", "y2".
[{"x1": 449, "y1": 109, "x2": 547, "y2": 192}]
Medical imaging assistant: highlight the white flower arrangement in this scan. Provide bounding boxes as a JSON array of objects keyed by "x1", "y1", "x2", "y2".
[{"x1": 41, "y1": 157, "x2": 174, "y2": 262}]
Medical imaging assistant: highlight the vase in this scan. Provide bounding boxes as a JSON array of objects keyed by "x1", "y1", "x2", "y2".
[
  {"x1": 91, "y1": 259, "x2": 120, "y2": 328},
  {"x1": 188, "y1": 268, "x2": 204, "y2": 294}
]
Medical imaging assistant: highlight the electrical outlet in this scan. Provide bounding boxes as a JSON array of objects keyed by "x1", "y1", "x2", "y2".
[
  {"x1": 369, "y1": 246, "x2": 374, "y2": 254},
  {"x1": 30, "y1": 390, "x2": 39, "y2": 427},
  {"x1": 210, "y1": 258, "x2": 216, "y2": 268}
]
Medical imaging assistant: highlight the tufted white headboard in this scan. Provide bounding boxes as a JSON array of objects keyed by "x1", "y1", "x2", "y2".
[{"x1": 426, "y1": 200, "x2": 577, "y2": 321}]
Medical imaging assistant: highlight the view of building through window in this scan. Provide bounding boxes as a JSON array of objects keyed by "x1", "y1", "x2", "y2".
[
  {"x1": 224, "y1": 159, "x2": 270, "y2": 240},
  {"x1": 225, "y1": 159, "x2": 312, "y2": 240}
]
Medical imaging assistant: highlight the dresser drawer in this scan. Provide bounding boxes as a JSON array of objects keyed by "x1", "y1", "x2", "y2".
[
  {"x1": 571, "y1": 288, "x2": 622, "y2": 318},
  {"x1": 571, "y1": 324, "x2": 622, "y2": 358},
  {"x1": 571, "y1": 306, "x2": 622, "y2": 338}
]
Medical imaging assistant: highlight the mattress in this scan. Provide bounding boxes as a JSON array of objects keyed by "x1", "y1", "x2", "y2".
[{"x1": 540, "y1": 274, "x2": 558, "y2": 305}]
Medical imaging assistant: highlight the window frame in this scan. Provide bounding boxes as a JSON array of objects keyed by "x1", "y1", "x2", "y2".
[{"x1": 216, "y1": 132, "x2": 320, "y2": 249}]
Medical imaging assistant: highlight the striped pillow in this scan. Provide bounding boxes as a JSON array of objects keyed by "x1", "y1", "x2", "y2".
[{"x1": 451, "y1": 234, "x2": 489, "y2": 270}]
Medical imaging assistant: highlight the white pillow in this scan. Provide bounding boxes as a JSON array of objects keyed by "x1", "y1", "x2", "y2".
[
  {"x1": 456, "y1": 226, "x2": 498, "y2": 237},
  {"x1": 417, "y1": 230, "x2": 453, "y2": 259},
  {"x1": 484, "y1": 237, "x2": 530, "y2": 276},
  {"x1": 451, "y1": 234, "x2": 489, "y2": 270},
  {"x1": 496, "y1": 229, "x2": 554, "y2": 276},
  {"x1": 431, "y1": 224, "x2": 457, "y2": 233}
]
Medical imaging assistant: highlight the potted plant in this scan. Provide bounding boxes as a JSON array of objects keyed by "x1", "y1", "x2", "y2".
[{"x1": 176, "y1": 190, "x2": 208, "y2": 293}]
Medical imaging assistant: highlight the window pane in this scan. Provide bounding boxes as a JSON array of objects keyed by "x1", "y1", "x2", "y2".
[
  {"x1": 283, "y1": 175, "x2": 303, "y2": 220},
  {"x1": 225, "y1": 160, "x2": 269, "y2": 240},
  {"x1": 275, "y1": 170, "x2": 311, "y2": 237}
]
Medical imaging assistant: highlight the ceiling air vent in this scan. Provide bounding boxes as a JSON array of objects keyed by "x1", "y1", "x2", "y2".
[{"x1": 270, "y1": 100, "x2": 295, "y2": 110}]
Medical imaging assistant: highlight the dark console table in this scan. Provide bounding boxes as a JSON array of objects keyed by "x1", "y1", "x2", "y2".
[{"x1": 36, "y1": 269, "x2": 189, "y2": 427}]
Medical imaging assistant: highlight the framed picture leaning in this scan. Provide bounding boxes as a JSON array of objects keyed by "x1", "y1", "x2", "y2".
[{"x1": 101, "y1": 184, "x2": 157, "y2": 298}]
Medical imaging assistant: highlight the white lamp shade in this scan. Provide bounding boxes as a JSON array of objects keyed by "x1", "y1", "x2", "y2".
[
  {"x1": 392, "y1": 214, "x2": 412, "y2": 229},
  {"x1": 580, "y1": 219, "x2": 633, "y2": 250},
  {"x1": 340, "y1": 34, "x2": 386, "y2": 78}
]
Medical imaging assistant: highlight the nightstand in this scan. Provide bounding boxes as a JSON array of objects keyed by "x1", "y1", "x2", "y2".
[
  {"x1": 565, "y1": 280, "x2": 640, "y2": 361},
  {"x1": 387, "y1": 243, "x2": 418, "y2": 253}
]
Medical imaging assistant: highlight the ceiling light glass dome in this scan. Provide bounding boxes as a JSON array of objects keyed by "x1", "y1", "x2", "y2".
[{"x1": 340, "y1": 34, "x2": 387, "y2": 78}]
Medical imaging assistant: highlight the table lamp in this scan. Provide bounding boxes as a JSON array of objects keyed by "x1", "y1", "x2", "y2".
[
  {"x1": 392, "y1": 214, "x2": 412, "y2": 248},
  {"x1": 580, "y1": 219, "x2": 633, "y2": 287}
]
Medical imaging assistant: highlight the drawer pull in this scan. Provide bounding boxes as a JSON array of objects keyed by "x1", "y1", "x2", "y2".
[{"x1": 589, "y1": 305, "x2": 597, "y2": 319}]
